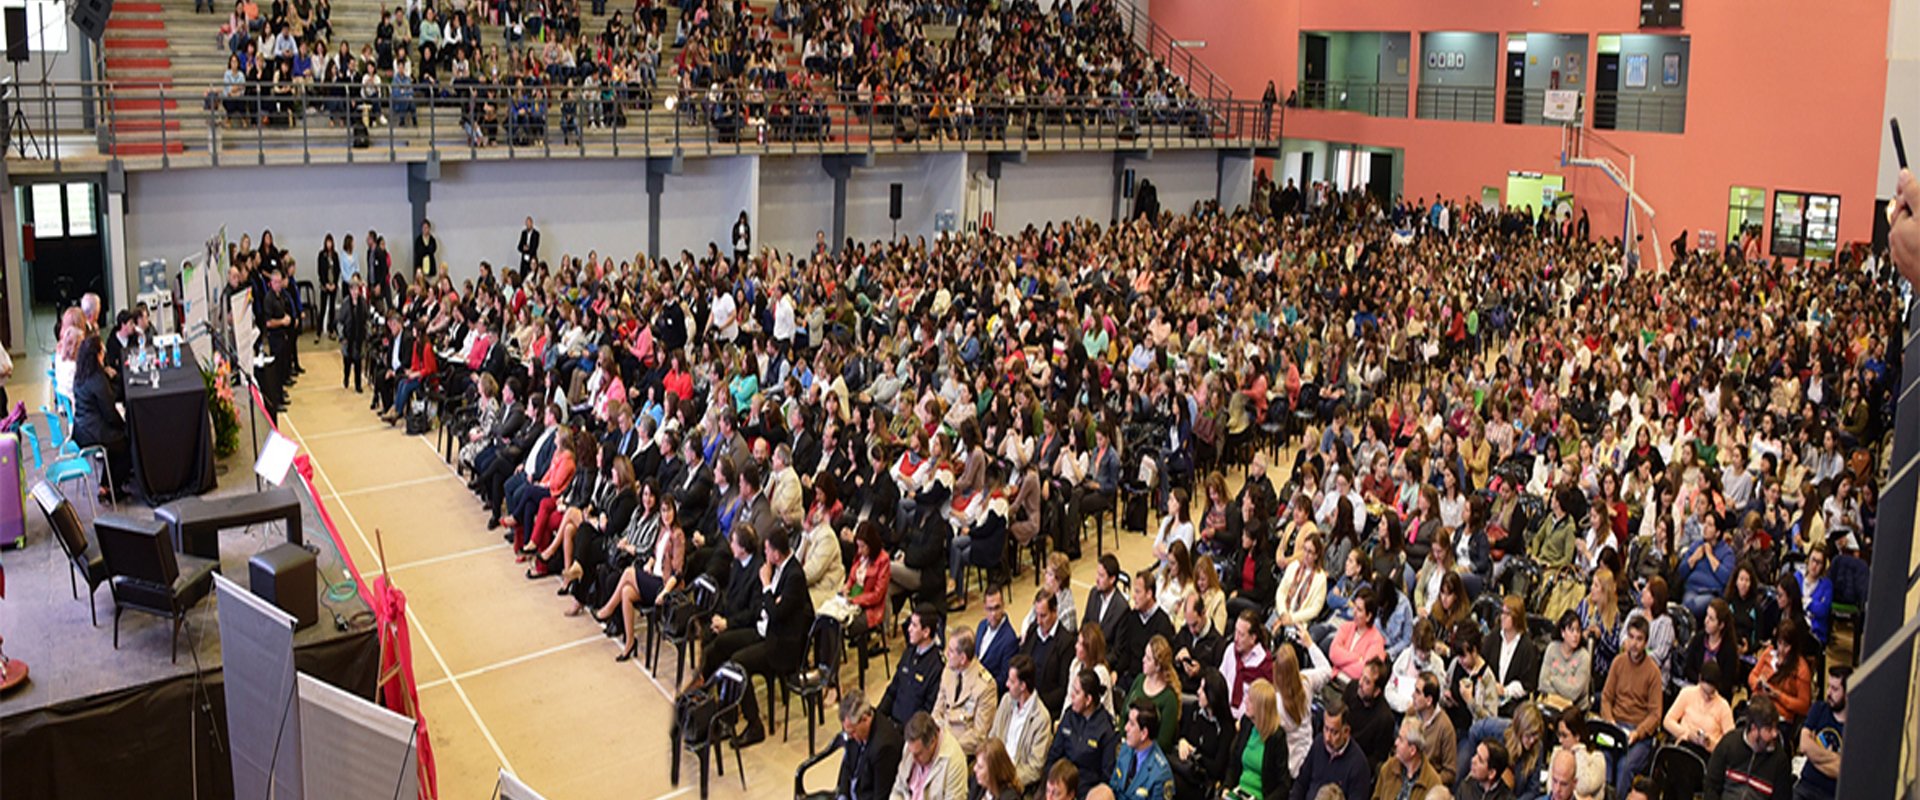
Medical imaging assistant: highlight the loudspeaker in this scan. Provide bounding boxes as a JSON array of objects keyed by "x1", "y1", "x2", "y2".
[
  {"x1": 248, "y1": 543, "x2": 319, "y2": 630},
  {"x1": 4, "y1": 7, "x2": 27, "y2": 64},
  {"x1": 71, "y1": 0, "x2": 113, "y2": 43},
  {"x1": 889, "y1": 183, "x2": 903, "y2": 221}
]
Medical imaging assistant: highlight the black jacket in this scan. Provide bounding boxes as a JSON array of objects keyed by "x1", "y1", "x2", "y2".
[
  {"x1": 1019, "y1": 619, "x2": 1075, "y2": 717},
  {"x1": 72, "y1": 371, "x2": 127, "y2": 447},
  {"x1": 878, "y1": 640, "x2": 944, "y2": 726},
  {"x1": 1110, "y1": 606, "x2": 1175, "y2": 690},
  {"x1": 838, "y1": 715, "x2": 903, "y2": 800},
  {"x1": 1084, "y1": 586, "x2": 1127, "y2": 646},
  {"x1": 1481, "y1": 630, "x2": 1542, "y2": 700},
  {"x1": 1225, "y1": 718, "x2": 1292, "y2": 800},
  {"x1": 719, "y1": 553, "x2": 765, "y2": 631},
  {"x1": 1704, "y1": 725, "x2": 1794, "y2": 800},
  {"x1": 517, "y1": 227, "x2": 540, "y2": 268},
  {"x1": 757, "y1": 557, "x2": 816, "y2": 672},
  {"x1": 317, "y1": 247, "x2": 340, "y2": 290}
]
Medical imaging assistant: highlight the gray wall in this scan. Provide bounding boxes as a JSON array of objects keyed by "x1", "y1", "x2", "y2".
[
  {"x1": 124, "y1": 163, "x2": 412, "y2": 279},
  {"x1": 1419, "y1": 32, "x2": 1498, "y2": 88},
  {"x1": 1522, "y1": 33, "x2": 1590, "y2": 91}
]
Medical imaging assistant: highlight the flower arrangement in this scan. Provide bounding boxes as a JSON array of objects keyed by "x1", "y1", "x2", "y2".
[{"x1": 204, "y1": 352, "x2": 242, "y2": 459}]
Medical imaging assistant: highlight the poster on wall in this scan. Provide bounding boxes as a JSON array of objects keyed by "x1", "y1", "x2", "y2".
[
  {"x1": 1662, "y1": 53, "x2": 1681, "y2": 86},
  {"x1": 1543, "y1": 90, "x2": 1581, "y2": 122},
  {"x1": 1624, "y1": 54, "x2": 1649, "y2": 88}
]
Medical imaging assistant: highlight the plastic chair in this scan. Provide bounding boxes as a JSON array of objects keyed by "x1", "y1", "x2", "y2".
[
  {"x1": 1650, "y1": 741, "x2": 1709, "y2": 800},
  {"x1": 670, "y1": 661, "x2": 750, "y2": 800},
  {"x1": 648, "y1": 574, "x2": 719, "y2": 686},
  {"x1": 780, "y1": 615, "x2": 844, "y2": 753},
  {"x1": 20, "y1": 420, "x2": 107, "y2": 519}
]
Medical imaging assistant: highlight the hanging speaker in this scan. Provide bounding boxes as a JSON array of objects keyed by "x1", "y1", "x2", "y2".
[
  {"x1": 4, "y1": 7, "x2": 27, "y2": 64},
  {"x1": 889, "y1": 183, "x2": 903, "y2": 221},
  {"x1": 72, "y1": 0, "x2": 114, "y2": 43}
]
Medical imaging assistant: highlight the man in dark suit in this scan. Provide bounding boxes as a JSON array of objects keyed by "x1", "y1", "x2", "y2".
[
  {"x1": 340, "y1": 279, "x2": 371, "y2": 392},
  {"x1": 974, "y1": 586, "x2": 1018, "y2": 693},
  {"x1": 836, "y1": 689, "x2": 902, "y2": 800},
  {"x1": 1109, "y1": 568, "x2": 1175, "y2": 693},
  {"x1": 516, "y1": 216, "x2": 540, "y2": 271},
  {"x1": 466, "y1": 377, "x2": 526, "y2": 480},
  {"x1": 1020, "y1": 590, "x2": 1075, "y2": 717},
  {"x1": 702, "y1": 526, "x2": 813, "y2": 745},
  {"x1": 483, "y1": 403, "x2": 560, "y2": 528},
  {"x1": 259, "y1": 267, "x2": 297, "y2": 421},
  {"x1": 1083, "y1": 554, "x2": 1128, "y2": 646}
]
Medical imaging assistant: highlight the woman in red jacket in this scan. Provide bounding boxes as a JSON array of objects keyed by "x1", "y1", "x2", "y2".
[
  {"x1": 385, "y1": 319, "x2": 438, "y2": 426},
  {"x1": 844, "y1": 521, "x2": 892, "y2": 676}
]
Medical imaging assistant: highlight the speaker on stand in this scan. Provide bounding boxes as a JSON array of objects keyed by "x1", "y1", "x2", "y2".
[
  {"x1": 4, "y1": 6, "x2": 36, "y2": 159},
  {"x1": 889, "y1": 183, "x2": 902, "y2": 241}
]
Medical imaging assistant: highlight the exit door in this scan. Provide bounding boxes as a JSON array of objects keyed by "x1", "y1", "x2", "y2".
[
  {"x1": 1503, "y1": 50, "x2": 1527, "y2": 124},
  {"x1": 1368, "y1": 152, "x2": 1394, "y2": 203},
  {"x1": 1593, "y1": 53, "x2": 1620, "y2": 129},
  {"x1": 1303, "y1": 35, "x2": 1329, "y2": 108}
]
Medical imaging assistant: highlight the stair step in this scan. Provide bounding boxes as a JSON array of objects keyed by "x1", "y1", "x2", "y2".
[
  {"x1": 118, "y1": 2, "x2": 166, "y2": 12},
  {"x1": 106, "y1": 18, "x2": 167, "y2": 30},
  {"x1": 110, "y1": 141, "x2": 186, "y2": 155},
  {"x1": 114, "y1": 118, "x2": 184, "y2": 132},
  {"x1": 107, "y1": 57, "x2": 172, "y2": 70},
  {"x1": 104, "y1": 37, "x2": 170, "y2": 49},
  {"x1": 112, "y1": 98, "x2": 180, "y2": 110}
]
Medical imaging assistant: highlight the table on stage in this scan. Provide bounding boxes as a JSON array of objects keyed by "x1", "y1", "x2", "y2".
[{"x1": 123, "y1": 348, "x2": 217, "y2": 503}]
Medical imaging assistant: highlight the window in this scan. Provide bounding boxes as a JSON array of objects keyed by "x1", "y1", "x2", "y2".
[
  {"x1": 25, "y1": 181, "x2": 96, "y2": 238},
  {"x1": 1727, "y1": 186, "x2": 1765, "y2": 245},
  {"x1": 28, "y1": 183, "x2": 63, "y2": 238},
  {"x1": 0, "y1": 0, "x2": 69, "y2": 53},
  {"x1": 1769, "y1": 191, "x2": 1841, "y2": 261},
  {"x1": 63, "y1": 183, "x2": 95, "y2": 236}
]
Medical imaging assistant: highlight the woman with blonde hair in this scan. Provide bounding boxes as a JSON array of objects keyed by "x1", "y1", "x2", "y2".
[
  {"x1": 970, "y1": 740, "x2": 1021, "y2": 800},
  {"x1": 1194, "y1": 558, "x2": 1228, "y2": 633},
  {"x1": 1270, "y1": 641, "x2": 1314, "y2": 777},
  {"x1": 1124, "y1": 635, "x2": 1182, "y2": 753},
  {"x1": 1225, "y1": 679, "x2": 1292, "y2": 798}
]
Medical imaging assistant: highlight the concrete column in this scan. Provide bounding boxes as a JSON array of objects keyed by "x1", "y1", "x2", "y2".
[
  {"x1": 646, "y1": 153, "x2": 682, "y2": 260},
  {"x1": 1217, "y1": 149, "x2": 1255, "y2": 212}
]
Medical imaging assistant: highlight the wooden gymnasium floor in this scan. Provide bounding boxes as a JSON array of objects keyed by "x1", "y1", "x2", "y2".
[{"x1": 281, "y1": 340, "x2": 1292, "y2": 800}]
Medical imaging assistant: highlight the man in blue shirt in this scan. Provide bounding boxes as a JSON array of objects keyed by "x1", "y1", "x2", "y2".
[
  {"x1": 1678, "y1": 514, "x2": 1735, "y2": 618},
  {"x1": 1109, "y1": 699, "x2": 1173, "y2": 800},
  {"x1": 1795, "y1": 666, "x2": 1847, "y2": 800},
  {"x1": 974, "y1": 587, "x2": 1017, "y2": 693}
]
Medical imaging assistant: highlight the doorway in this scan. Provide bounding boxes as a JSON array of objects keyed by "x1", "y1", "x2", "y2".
[
  {"x1": 1503, "y1": 49, "x2": 1527, "y2": 124},
  {"x1": 1303, "y1": 34, "x2": 1329, "y2": 108},
  {"x1": 1368, "y1": 152, "x2": 1394, "y2": 203},
  {"x1": 1299, "y1": 152, "x2": 1315, "y2": 187},
  {"x1": 1593, "y1": 53, "x2": 1621, "y2": 129},
  {"x1": 16, "y1": 180, "x2": 107, "y2": 347}
]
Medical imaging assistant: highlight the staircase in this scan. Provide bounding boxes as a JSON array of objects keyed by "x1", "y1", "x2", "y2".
[{"x1": 101, "y1": 1, "x2": 183, "y2": 156}]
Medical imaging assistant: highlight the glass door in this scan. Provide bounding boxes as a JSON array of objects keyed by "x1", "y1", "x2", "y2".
[
  {"x1": 1804, "y1": 194, "x2": 1840, "y2": 260},
  {"x1": 1727, "y1": 186, "x2": 1766, "y2": 246},
  {"x1": 1770, "y1": 191, "x2": 1805, "y2": 259}
]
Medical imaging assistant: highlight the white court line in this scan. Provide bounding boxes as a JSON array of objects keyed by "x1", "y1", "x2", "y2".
[
  {"x1": 405, "y1": 434, "x2": 685, "y2": 705},
  {"x1": 331, "y1": 472, "x2": 459, "y2": 498},
  {"x1": 295, "y1": 420, "x2": 389, "y2": 439},
  {"x1": 646, "y1": 787, "x2": 695, "y2": 800},
  {"x1": 417, "y1": 634, "x2": 605, "y2": 691},
  {"x1": 387, "y1": 542, "x2": 510, "y2": 574},
  {"x1": 281, "y1": 412, "x2": 518, "y2": 775}
]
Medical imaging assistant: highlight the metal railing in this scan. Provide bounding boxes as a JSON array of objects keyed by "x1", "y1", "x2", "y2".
[
  {"x1": 1591, "y1": 90, "x2": 1686, "y2": 134},
  {"x1": 4, "y1": 79, "x2": 1284, "y2": 169},
  {"x1": 1293, "y1": 80, "x2": 1409, "y2": 118},
  {"x1": 1114, "y1": 0, "x2": 1234, "y2": 111},
  {"x1": 1414, "y1": 85, "x2": 1496, "y2": 123},
  {"x1": 1504, "y1": 88, "x2": 1584, "y2": 127}
]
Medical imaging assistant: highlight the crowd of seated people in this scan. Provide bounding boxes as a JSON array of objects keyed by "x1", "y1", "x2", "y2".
[
  {"x1": 255, "y1": 169, "x2": 1897, "y2": 799},
  {"x1": 203, "y1": 0, "x2": 1227, "y2": 147}
]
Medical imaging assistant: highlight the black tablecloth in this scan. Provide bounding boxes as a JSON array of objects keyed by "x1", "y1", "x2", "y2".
[{"x1": 124, "y1": 348, "x2": 217, "y2": 503}]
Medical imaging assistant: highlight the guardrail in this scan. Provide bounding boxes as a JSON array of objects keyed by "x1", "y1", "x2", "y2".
[
  {"x1": 5, "y1": 79, "x2": 1284, "y2": 170},
  {"x1": 1414, "y1": 85, "x2": 1496, "y2": 123},
  {"x1": 1591, "y1": 90, "x2": 1686, "y2": 134},
  {"x1": 1115, "y1": 0, "x2": 1234, "y2": 111},
  {"x1": 1293, "y1": 80, "x2": 1409, "y2": 118}
]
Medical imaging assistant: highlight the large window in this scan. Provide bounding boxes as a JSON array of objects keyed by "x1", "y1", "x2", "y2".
[
  {"x1": 1727, "y1": 186, "x2": 1766, "y2": 246},
  {"x1": 25, "y1": 181, "x2": 96, "y2": 238},
  {"x1": 1769, "y1": 191, "x2": 1841, "y2": 261},
  {"x1": 0, "y1": 0, "x2": 69, "y2": 53}
]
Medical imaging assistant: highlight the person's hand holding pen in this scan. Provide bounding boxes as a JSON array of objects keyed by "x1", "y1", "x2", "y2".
[{"x1": 1893, "y1": 167, "x2": 1920, "y2": 285}]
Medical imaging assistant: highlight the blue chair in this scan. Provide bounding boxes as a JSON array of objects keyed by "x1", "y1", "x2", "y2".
[{"x1": 22, "y1": 415, "x2": 111, "y2": 518}]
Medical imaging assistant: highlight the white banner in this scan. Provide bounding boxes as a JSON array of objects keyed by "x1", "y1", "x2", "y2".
[
  {"x1": 231, "y1": 288, "x2": 259, "y2": 374},
  {"x1": 214, "y1": 573, "x2": 303, "y2": 800},
  {"x1": 297, "y1": 673, "x2": 419, "y2": 800},
  {"x1": 496, "y1": 769, "x2": 549, "y2": 800},
  {"x1": 1543, "y1": 90, "x2": 1580, "y2": 122}
]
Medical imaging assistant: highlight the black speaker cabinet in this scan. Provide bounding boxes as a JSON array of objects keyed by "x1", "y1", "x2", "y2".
[
  {"x1": 72, "y1": 0, "x2": 114, "y2": 43},
  {"x1": 889, "y1": 183, "x2": 903, "y2": 220},
  {"x1": 4, "y1": 7, "x2": 27, "y2": 64},
  {"x1": 248, "y1": 543, "x2": 318, "y2": 630}
]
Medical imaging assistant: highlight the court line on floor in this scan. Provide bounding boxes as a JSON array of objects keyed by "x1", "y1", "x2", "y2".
[
  {"x1": 646, "y1": 787, "x2": 694, "y2": 800},
  {"x1": 408, "y1": 434, "x2": 685, "y2": 705},
  {"x1": 417, "y1": 633, "x2": 606, "y2": 692},
  {"x1": 387, "y1": 542, "x2": 511, "y2": 574},
  {"x1": 281, "y1": 411, "x2": 518, "y2": 775},
  {"x1": 330, "y1": 472, "x2": 460, "y2": 499},
  {"x1": 297, "y1": 422, "x2": 390, "y2": 441}
]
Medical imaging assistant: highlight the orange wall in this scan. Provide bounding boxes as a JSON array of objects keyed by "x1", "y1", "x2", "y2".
[{"x1": 1153, "y1": 0, "x2": 1891, "y2": 254}]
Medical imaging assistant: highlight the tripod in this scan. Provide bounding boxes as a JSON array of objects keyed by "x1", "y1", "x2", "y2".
[{"x1": 6, "y1": 64, "x2": 37, "y2": 159}]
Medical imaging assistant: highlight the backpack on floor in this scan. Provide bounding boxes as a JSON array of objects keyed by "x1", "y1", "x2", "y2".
[{"x1": 405, "y1": 395, "x2": 432, "y2": 436}]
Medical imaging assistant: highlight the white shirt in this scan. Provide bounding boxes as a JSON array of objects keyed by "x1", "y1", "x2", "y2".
[
  {"x1": 773, "y1": 295, "x2": 797, "y2": 342},
  {"x1": 1003, "y1": 691, "x2": 1037, "y2": 753},
  {"x1": 756, "y1": 557, "x2": 789, "y2": 638},
  {"x1": 710, "y1": 292, "x2": 738, "y2": 342},
  {"x1": 1498, "y1": 631, "x2": 1522, "y2": 694}
]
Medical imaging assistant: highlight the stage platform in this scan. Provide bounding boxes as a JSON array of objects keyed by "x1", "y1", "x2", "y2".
[{"x1": 0, "y1": 397, "x2": 379, "y2": 799}]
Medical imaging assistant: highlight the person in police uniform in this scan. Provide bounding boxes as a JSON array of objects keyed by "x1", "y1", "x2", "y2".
[
  {"x1": 1109, "y1": 698, "x2": 1174, "y2": 800},
  {"x1": 1045, "y1": 670, "x2": 1118, "y2": 799}
]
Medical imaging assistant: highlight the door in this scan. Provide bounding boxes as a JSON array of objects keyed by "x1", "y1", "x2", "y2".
[
  {"x1": 1367, "y1": 152, "x2": 1394, "y2": 203},
  {"x1": 21, "y1": 181, "x2": 106, "y2": 309},
  {"x1": 1503, "y1": 50, "x2": 1527, "y2": 124},
  {"x1": 1299, "y1": 152, "x2": 1314, "y2": 187},
  {"x1": 1593, "y1": 53, "x2": 1620, "y2": 130},
  {"x1": 1303, "y1": 34, "x2": 1329, "y2": 108}
]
